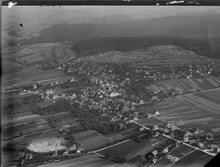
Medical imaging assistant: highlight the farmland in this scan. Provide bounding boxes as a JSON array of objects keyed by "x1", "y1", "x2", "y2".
[
  {"x1": 196, "y1": 89, "x2": 220, "y2": 106},
  {"x1": 171, "y1": 150, "x2": 213, "y2": 167},
  {"x1": 72, "y1": 130, "x2": 110, "y2": 150},
  {"x1": 153, "y1": 145, "x2": 212, "y2": 167},
  {"x1": 2, "y1": 67, "x2": 72, "y2": 88},
  {"x1": 140, "y1": 88, "x2": 220, "y2": 135},
  {"x1": 2, "y1": 7, "x2": 220, "y2": 167},
  {"x1": 39, "y1": 154, "x2": 127, "y2": 167},
  {"x1": 97, "y1": 135, "x2": 167, "y2": 161},
  {"x1": 2, "y1": 42, "x2": 76, "y2": 88},
  {"x1": 148, "y1": 77, "x2": 220, "y2": 94}
]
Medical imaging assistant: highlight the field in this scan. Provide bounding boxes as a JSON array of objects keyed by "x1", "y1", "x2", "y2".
[
  {"x1": 171, "y1": 150, "x2": 213, "y2": 167},
  {"x1": 97, "y1": 135, "x2": 167, "y2": 161},
  {"x1": 136, "y1": 117, "x2": 165, "y2": 126},
  {"x1": 39, "y1": 154, "x2": 127, "y2": 167},
  {"x1": 196, "y1": 89, "x2": 220, "y2": 105},
  {"x1": 148, "y1": 77, "x2": 220, "y2": 94},
  {"x1": 73, "y1": 130, "x2": 110, "y2": 150},
  {"x1": 141, "y1": 88, "x2": 220, "y2": 142},
  {"x1": 106, "y1": 128, "x2": 139, "y2": 142},
  {"x1": 169, "y1": 144, "x2": 195, "y2": 158},
  {"x1": 153, "y1": 145, "x2": 212, "y2": 167},
  {"x1": 2, "y1": 42, "x2": 76, "y2": 89},
  {"x1": 2, "y1": 67, "x2": 71, "y2": 88},
  {"x1": 2, "y1": 43, "x2": 75, "y2": 64}
]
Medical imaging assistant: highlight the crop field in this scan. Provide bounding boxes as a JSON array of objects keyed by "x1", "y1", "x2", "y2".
[
  {"x1": 2, "y1": 43, "x2": 75, "y2": 63},
  {"x1": 153, "y1": 148, "x2": 211, "y2": 167},
  {"x1": 145, "y1": 89, "x2": 220, "y2": 137},
  {"x1": 149, "y1": 77, "x2": 220, "y2": 94},
  {"x1": 97, "y1": 135, "x2": 167, "y2": 160},
  {"x1": 196, "y1": 89, "x2": 220, "y2": 105},
  {"x1": 3, "y1": 119, "x2": 50, "y2": 140},
  {"x1": 2, "y1": 67, "x2": 71, "y2": 87},
  {"x1": 73, "y1": 130, "x2": 110, "y2": 150},
  {"x1": 171, "y1": 150, "x2": 213, "y2": 167},
  {"x1": 39, "y1": 154, "x2": 127, "y2": 167},
  {"x1": 2, "y1": 114, "x2": 42, "y2": 126},
  {"x1": 137, "y1": 117, "x2": 165, "y2": 126},
  {"x1": 185, "y1": 94, "x2": 220, "y2": 111},
  {"x1": 2, "y1": 42, "x2": 76, "y2": 89},
  {"x1": 106, "y1": 128, "x2": 139, "y2": 142},
  {"x1": 169, "y1": 144, "x2": 195, "y2": 158}
]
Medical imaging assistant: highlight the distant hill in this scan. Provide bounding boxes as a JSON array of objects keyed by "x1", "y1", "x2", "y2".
[
  {"x1": 72, "y1": 36, "x2": 214, "y2": 59},
  {"x1": 22, "y1": 11, "x2": 220, "y2": 59},
  {"x1": 77, "y1": 45, "x2": 211, "y2": 66}
]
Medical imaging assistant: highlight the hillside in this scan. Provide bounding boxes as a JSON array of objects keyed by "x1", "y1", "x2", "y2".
[
  {"x1": 77, "y1": 45, "x2": 212, "y2": 66},
  {"x1": 72, "y1": 36, "x2": 215, "y2": 58}
]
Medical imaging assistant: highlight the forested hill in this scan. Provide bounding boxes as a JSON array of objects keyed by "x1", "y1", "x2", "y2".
[{"x1": 72, "y1": 36, "x2": 216, "y2": 59}]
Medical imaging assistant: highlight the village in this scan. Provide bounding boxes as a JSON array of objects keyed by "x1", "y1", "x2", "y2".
[{"x1": 4, "y1": 56, "x2": 218, "y2": 166}]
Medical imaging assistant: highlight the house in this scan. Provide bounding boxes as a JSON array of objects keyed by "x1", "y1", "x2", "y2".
[
  {"x1": 199, "y1": 142, "x2": 205, "y2": 149},
  {"x1": 152, "y1": 150, "x2": 158, "y2": 157},
  {"x1": 163, "y1": 128, "x2": 170, "y2": 134},
  {"x1": 162, "y1": 148, "x2": 169, "y2": 154},
  {"x1": 206, "y1": 132, "x2": 214, "y2": 141},
  {"x1": 110, "y1": 92, "x2": 121, "y2": 97},
  {"x1": 183, "y1": 136, "x2": 189, "y2": 142},
  {"x1": 155, "y1": 110, "x2": 160, "y2": 115},
  {"x1": 194, "y1": 129, "x2": 205, "y2": 135},
  {"x1": 153, "y1": 125, "x2": 159, "y2": 131},
  {"x1": 76, "y1": 149, "x2": 81, "y2": 154}
]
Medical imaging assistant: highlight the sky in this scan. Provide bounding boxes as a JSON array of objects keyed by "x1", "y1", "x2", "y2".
[{"x1": 1, "y1": 6, "x2": 220, "y2": 39}]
